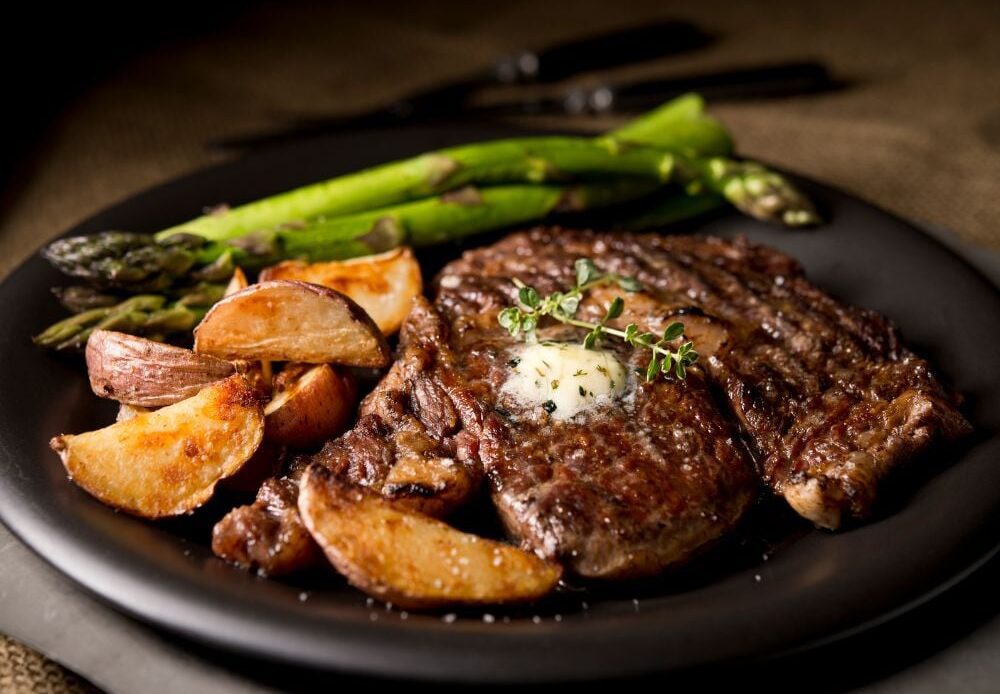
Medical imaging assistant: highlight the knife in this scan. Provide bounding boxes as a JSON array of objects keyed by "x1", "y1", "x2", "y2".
[
  {"x1": 482, "y1": 61, "x2": 842, "y2": 117},
  {"x1": 210, "y1": 20, "x2": 712, "y2": 150}
]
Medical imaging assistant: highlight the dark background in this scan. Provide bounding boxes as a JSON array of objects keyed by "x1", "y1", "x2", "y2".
[{"x1": 1, "y1": 2, "x2": 248, "y2": 213}]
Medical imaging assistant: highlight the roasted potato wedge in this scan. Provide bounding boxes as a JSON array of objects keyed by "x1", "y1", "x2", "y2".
[
  {"x1": 225, "y1": 268, "x2": 276, "y2": 394},
  {"x1": 86, "y1": 330, "x2": 235, "y2": 407},
  {"x1": 298, "y1": 465, "x2": 562, "y2": 609},
  {"x1": 224, "y1": 266, "x2": 250, "y2": 296},
  {"x1": 50, "y1": 375, "x2": 264, "y2": 518},
  {"x1": 264, "y1": 363, "x2": 357, "y2": 449},
  {"x1": 193, "y1": 280, "x2": 390, "y2": 367},
  {"x1": 260, "y1": 247, "x2": 422, "y2": 335}
]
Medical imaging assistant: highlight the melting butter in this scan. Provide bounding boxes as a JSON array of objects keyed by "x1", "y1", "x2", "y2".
[{"x1": 501, "y1": 342, "x2": 627, "y2": 420}]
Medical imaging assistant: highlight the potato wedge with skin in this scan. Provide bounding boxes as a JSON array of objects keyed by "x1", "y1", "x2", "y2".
[
  {"x1": 193, "y1": 280, "x2": 390, "y2": 367},
  {"x1": 264, "y1": 364, "x2": 357, "y2": 449},
  {"x1": 225, "y1": 268, "x2": 276, "y2": 393},
  {"x1": 87, "y1": 330, "x2": 236, "y2": 407},
  {"x1": 260, "y1": 247, "x2": 422, "y2": 335},
  {"x1": 50, "y1": 375, "x2": 264, "y2": 518},
  {"x1": 298, "y1": 464, "x2": 562, "y2": 609}
]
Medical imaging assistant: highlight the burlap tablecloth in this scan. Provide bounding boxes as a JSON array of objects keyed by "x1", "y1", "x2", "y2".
[{"x1": 2, "y1": 0, "x2": 997, "y2": 690}]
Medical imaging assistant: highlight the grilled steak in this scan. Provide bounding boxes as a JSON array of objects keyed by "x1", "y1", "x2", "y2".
[
  {"x1": 212, "y1": 472, "x2": 321, "y2": 576},
  {"x1": 216, "y1": 227, "x2": 969, "y2": 579},
  {"x1": 302, "y1": 247, "x2": 760, "y2": 580},
  {"x1": 444, "y1": 228, "x2": 969, "y2": 529},
  {"x1": 300, "y1": 302, "x2": 484, "y2": 522}
]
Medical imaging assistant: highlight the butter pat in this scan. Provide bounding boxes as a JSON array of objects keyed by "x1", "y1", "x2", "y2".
[{"x1": 501, "y1": 342, "x2": 627, "y2": 420}]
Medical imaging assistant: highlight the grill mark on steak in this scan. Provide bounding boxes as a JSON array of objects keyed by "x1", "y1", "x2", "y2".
[{"x1": 453, "y1": 228, "x2": 969, "y2": 529}]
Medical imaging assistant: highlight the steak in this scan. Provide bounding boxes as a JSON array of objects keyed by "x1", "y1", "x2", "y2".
[
  {"x1": 217, "y1": 227, "x2": 970, "y2": 578},
  {"x1": 212, "y1": 472, "x2": 321, "y2": 576},
  {"x1": 300, "y1": 301, "x2": 485, "y2": 522},
  {"x1": 441, "y1": 228, "x2": 969, "y2": 529},
  {"x1": 302, "y1": 240, "x2": 761, "y2": 579}
]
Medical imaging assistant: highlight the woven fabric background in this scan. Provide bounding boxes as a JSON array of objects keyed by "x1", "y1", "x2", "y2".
[
  {"x1": 0, "y1": 636, "x2": 96, "y2": 693},
  {"x1": 1, "y1": 0, "x2": 997, "y2": 690}
]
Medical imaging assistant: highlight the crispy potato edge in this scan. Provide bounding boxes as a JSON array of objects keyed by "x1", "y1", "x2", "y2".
[
  {"x1": 298, "y1": 464, "x2": 562, "y2": 609},
  {"x1": 50, "y1": 375, "x2": 265, "y2": 518}
]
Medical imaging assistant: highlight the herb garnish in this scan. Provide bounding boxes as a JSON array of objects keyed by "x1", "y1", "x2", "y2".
[{"x1": 498, "y1": 258, "x2": 699, "y2": 381}]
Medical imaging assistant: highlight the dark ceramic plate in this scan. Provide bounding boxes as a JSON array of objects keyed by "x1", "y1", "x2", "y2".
[{"x1": 1, "y1": 124, "x2": 998, "y2": 683}]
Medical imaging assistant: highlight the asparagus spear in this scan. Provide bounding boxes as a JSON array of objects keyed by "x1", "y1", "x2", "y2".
[
  {"x1": 608, "y1": 93, "x2": 733, "y2": 157},
  {"x1": 680, "y1": 158, "x2": 819, "y2": 227},
  {"x1": 34, "y1": 282, "x2": 227, "y2": 351},
  {"x1": 35, "y1": 94, "x2": 819, "y2": 348},
  {"x1": 155, "y1": 93, "x2": 727, "y2": 245},
  {"x1": 607, "y1": 94, "x2": 817, "y2": 226},
  {"x1": 43, "y1": 140, "x2": 816, "y2": 291},
  {"x1": 154, "y1": 137, "x2": 679, "y2": 245},
  {"x1": 278, "y1": 180, "x2": 659, "y2": 259},
  {"x1": 35, "y1": 296, "x2": 185, "y2": 351},
  {"x1": 34, "y1": 181, "x2": 656, "y2": 348}
]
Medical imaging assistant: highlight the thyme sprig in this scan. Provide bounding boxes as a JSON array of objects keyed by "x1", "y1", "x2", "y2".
[{"x1": 497, "y1": 258, "x2": 699, "y2": 381}]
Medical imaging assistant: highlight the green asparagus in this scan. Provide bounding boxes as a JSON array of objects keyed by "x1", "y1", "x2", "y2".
[
  {"x1": 33, "y1": 283, "x2": 226, "y2": 351},
  {"x1": 154, "y1": 137, "x2": 678, "y2": 245},
  {"x1": 34, "y1": 181, "x2": 656, "y2": 348},
  {"x1": 43, "y1": 141, "x2": 816, "y2": 291},
  {"x1": 607, "y1": 93, "x2": 733, "y2": 157},
  {"x1": 35, "y1": 94, "x2": 821, "y2": 349},
  {"x1": 155, "y1": 93, "x2": 727, "y2": 246}
]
